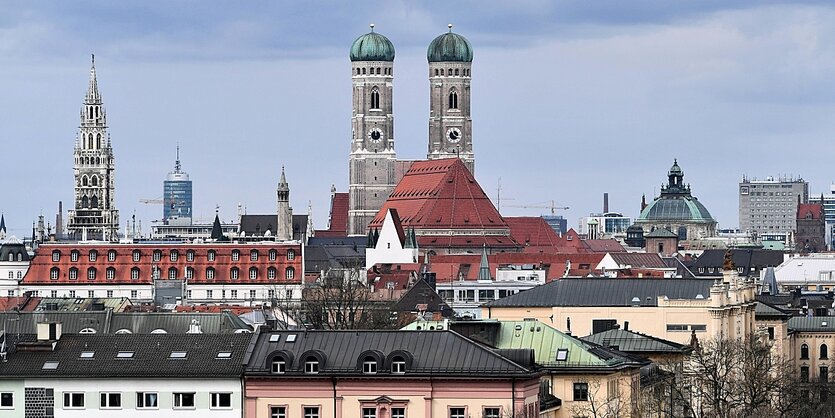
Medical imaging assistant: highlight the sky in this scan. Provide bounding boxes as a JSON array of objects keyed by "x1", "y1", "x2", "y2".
[{"x1": 3, "y1": 1, "x2": 835, "y2": 237}]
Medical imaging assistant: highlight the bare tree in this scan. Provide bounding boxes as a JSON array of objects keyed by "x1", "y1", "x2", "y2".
[{"x1": 570, "y1": 378, "x2": 630, "y2": 418}]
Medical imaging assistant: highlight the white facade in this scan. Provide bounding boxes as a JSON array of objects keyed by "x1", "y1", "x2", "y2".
[
  {"x1": 437, "y1": 266, "x2": 544, "y2": 319},
  {"x1": 365, "y1": 209, "x2": 418, "y2": 269},
  {"x1": 773, "y1": 253, "x2": 835, "y2": 292}
]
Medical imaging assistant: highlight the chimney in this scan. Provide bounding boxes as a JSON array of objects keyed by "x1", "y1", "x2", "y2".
[
  {"x1": 624, "y1": 321, "x2": 629, "y2": 331},
  {"x1": 55, "y1": 201, "x2": 63, "y2": 238},
  {"x1": 37, "y1": 322, "x2": 62, "y2": 341},
  {"x1": 603, "y1": 193, "x2": 609, "y2": 213}
]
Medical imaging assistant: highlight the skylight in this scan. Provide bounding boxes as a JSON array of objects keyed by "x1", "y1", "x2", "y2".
[
  {"x1": 216, "y1": 352, "x2": 232, "y2": 359},
  {"x1": 269, "y1": 334, "x2": 280, "y2": 342},
  {"x1": 556, "y1": 349, "x2": 569, "y2": 361},
  {"x1": 79, "y1": 351, "x2": 95, "y2": 359},
  {"x1": 286, "y1": 334, "x2": 297, "y2": 342},
  {"x1": 169, "y1": 351, "x2": 187, "y2": 359},
  {"x1": 42, "y1": 361, "x2": 59, "y2": 370},
  {"x1": 116, "y1": 351, "x2": 135, "y2": 359}
]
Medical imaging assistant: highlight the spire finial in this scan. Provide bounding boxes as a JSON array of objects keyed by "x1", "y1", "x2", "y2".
[
  {"x1": 370, "y1": 23, "x2": 375, "y2": 32},
  {"x1": 448, "y1": 23, "x2": 453, "y2": 32}
]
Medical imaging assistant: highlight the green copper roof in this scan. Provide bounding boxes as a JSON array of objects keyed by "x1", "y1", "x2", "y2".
[
  {"x1": 638, "y1": 196, "x2": 714, "y2": 222},
  {"x1": 350, "y1": 28, "x2": 395, "y2": 62},
  {"x1": 427, "y1": 28, "x2": 473, "y2": 62}
]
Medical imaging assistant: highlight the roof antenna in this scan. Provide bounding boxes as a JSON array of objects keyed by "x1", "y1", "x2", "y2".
[
  {"x1": 370, "y1": 23, "x2": 375, "y2": 32},
  {"x1": 448, "y1": 23, "x2": 453, "y2": 32}
]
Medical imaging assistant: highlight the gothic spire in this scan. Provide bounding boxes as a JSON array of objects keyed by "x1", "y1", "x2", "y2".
[
  {"x1": 278, "y1": 166, "x2": 289, "y2": 191},
  {"x1": 86, "y1": 54, "x2": 101, "y2": 104},
  {"x1": 478, "y1": 244, "x2": 491, "y2": 281}
]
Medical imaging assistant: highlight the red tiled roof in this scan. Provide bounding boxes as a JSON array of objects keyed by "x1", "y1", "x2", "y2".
[
  {"x1": 0, "y1": 296, "x2": 40, "y2": 312},
  {"x1": 584, "y1": 239, "x2": 626, "y2": 253},
  {"x1": 369, "y1": 159, "x2": 508, "y2": 231},
  {"x1": 429, "y1": 252, "x2": 605, "y2": 282},
  {"x1": 505, "y1": 217, "x2": 562, "y2": 249},
  {"x1": 417, "y1": 235, "x2": 518, "y2": 250},
  {"x1": 316, "y1": 192, "x2": 349, "y2": 237},
  {"x1": 798, "y1": 203, "x2": 824, "y2": 220}
]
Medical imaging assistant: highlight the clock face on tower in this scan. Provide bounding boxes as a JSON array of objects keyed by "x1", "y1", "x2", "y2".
[
  {"x1": 368, "y1": 128, "x2": 383, "y2": 143},
  {"x1": 446, "y1": 127, "x2": 462, "y2": 143}
]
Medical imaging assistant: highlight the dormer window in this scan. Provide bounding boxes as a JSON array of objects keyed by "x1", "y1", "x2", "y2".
[
  {"x1": 391, "y1": 356, "x2": 406, "y2": 374},
  {"x1": 271, "y1": 358, "x2": 286, "y2": 374},
  {"x1": 363, "y1": 358, "x2": 378, "y2": 374},
  {"x1": 304, "y1": 358, "x2": 319, "y2": 374}
]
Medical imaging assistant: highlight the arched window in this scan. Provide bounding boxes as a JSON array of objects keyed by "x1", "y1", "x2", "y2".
[
  {"x1": 82, "y1": 176, "x2": 88, "y2": 186},
  {"x1": 206, "y1": 267, "x2": 215, "y2": 280},
  {"x1": 89, "y1": 250, "x2": 97, "y2": 261},
  {"x1": 132, "y1": 250, "x2": 141, "y2": 262},
  {"x1": 448, "y1": 89, "x2": 458, "y2": 109},
  {"x1": 185, "y1": 267, "x2": 194, "y2": 279},
  {"x1": 186, "y1": 250, "x2": 195, "y2": 262},
  {"x1": 87, "y1": 267, "x2": 97, "y2": 280},
  {"x1": 71, "y1": 250, "x2": 80, "y2": 262},
  {"x1": 131, "y1": 267, "x2": 140, "y2": 280},
  {"x1": 88, "y1": 106, "x2": 93, "y2": 120},
  {"x1": 170, "y1": 250, "x2": 178, "y2": 262},
  {"x1": 207, "y1": 250, "x2": 216, "y2": 261},
  {"x1": 79, "y1": 327, "x2": 96, "y2": 334},
  {"x1": 440, "y1": 69, "x2": 444, "y2": 76},
  {"x1": 249, "y1": 267, "x2": 258, "y2": 280},
  {"x1": 268, "y1": 267, "x2": 277, "y2": 280},
  {"x1": 363, "y1": 356, "x2": 378, "y2": 374},
  {"x1": 304, "y1": 357, "x2": 319, "y2": 374},
  {"x1": 90, "y1": 195, "x2": 99, "y2": 209},
  {"x1": 285, "y1": 267, "x2": 295, "y2": 280},
  {"x1": 801, "y1": 344, "x2": 810, "y2": 360},
  {"x1": 370, "y1": 88, "x2": 380, "y2": 109},
  {"x1": 822, "y1": 344, "x2": 829, "y2": 360},
  {"x1": 376, "y1": 67, "x2": 380, "y2": 75},
  {"x1": 153, "y1": 250, "x2": 162, "y2": 262},
  {"x1": 362, "y1": 68, "x2": 366, "y2": 75},
  {"x1": 168, "y1": 267, "x2": 178, "y2": 280},
  {"x1": 269, "y1": 249, "x2": 277, "y2": 261},
  {"x1": 52, "y1": 250, "x2": 60, "y2": 262},
  {"x1": 232, "y1": 250, "x2": 240, "y2": 261},
  {"x1": 91, "y1": 176, "x2": 98, "y2": 186},
  {"x1": 271, "y1": 358, "x2": 286, "y2": 374},
  {"x1": 50, "y1": 267, "x2": 59, "y2": 280},
  {"x1": 391, "y1": 356, "x2": 406, "y2": 374},
  {"x1": 356, "y1": 68, "x2": 361, "y2": 75},
  {"x1": 106, "y1": 267, "x2": 115, "y2": 280},
  {"x1": 69, "y1": 267, "x2": 78, "y2": 280},
  {"x1": 287, "y1": 250, "x2": 295, "y2": 260},
  {"x1": 96, "y1": 133, "x2": 101, "y2": 149},
  {"x1": 435, "y1": 69, "x2": 439, "y2": 76},
  {"x1": 88, "y1": 134, "x2": 94, "y2": 149},
  {"x1": 230, "y1": 267, "x2": 239, "y2": 280},
  {"x1": 455, "y1": 68, "x2": 459, "y2": 76}
]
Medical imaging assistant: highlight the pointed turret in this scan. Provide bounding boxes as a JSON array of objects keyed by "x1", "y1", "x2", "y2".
[
  {"x1": 0, "y1": 214, "x2": 6, "y2": 240},
  {"x1": 210, "y1": 214, "x2": 224, "y2": 241},
  {"x1": 478, "y1": 245, "x2": 491, "y2": 281},
  {"x1": 276, "y1": 166, "x2": 293, "y2": 241},
  {"x1": 86, "y1": 54, "x2": 101, "y2": 104}
]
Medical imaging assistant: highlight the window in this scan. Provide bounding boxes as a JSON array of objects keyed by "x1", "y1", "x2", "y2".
[
  {"x1": 153, "y1": 250, "x2": 162, "y2": 262},
  {"x1": 231, "y1": 289, "x2": 238, "y2": 299},
  {"x1": 822, "y1": 344, "x2": 829, "y2": 360},
  {"x1": 186, "y1": 250, "x2": 195, "y2": 262},
  {"x1": 106, "y1": 267, "x2": 115, "y2": 280},
  {"x1": 822, "y1": 366, "x2": 830, "y2": 383},
  {"x1": 206, "y1": 267, "x2": 215, "y2": 280},
  {"x1": 50, "y1": 267, "x2": 59, "y2": 280},
  {"x1": 305, "y1": 358, "x2": 320, "y2": 374},
  {"x1": 392, "y1": 407, "x2": 406, "y2": 418},
  {"x1": 230, "y1": 267, "x2": 239, "y2": 280},
  {"x1": 107, "y1": 290, "x2": 113, "y2": 297},
  {"x1": 286, "y1": 267, "x2": 295, "y2": 280},
  {"x1": 483, "y1": 407, "x2": 500, "y2": 418},
  {"x1": 69, "y1": 267, "x2": 78, "y2": 280},
  {"x1": 801, "y1": 366, "x2": 810, "y2": 382},
  {"x1": 363, "y1": 358, "x2": 378, "y2": 374},
  {"x1": 88, "y1": 267, "x2": 97, "y2": 280},
  {"x1": 251, "y1": 249, "x2": 259, "y2": 261},
  {"x1": 50, "y1": 290, "x2": 58, "y2": 297},
  {"x1": 287, "y1": 250, "x2": 295, "y2": 260},
  {"x1": 268, "y1": 289, "x2": 276, "y2": 299},
  {"x1": 250, "y1": 289, "x2": 257, "y2": 299},
  {"x1": 136, "y1": 392, "x2": 158, "y2": 409},
  {"x1": 206, "y1": 290, "x2": 213, "y2": 299},
  {"x1": 170, "y1": 250, "x2": 178, "y2": 262},
  {"x1": 100, "y1": 392, "x2": 121, "y2": 409},
  {"x1": 69, "y1": 290, "x2": 76, "y2": 298},
  {"x1": 173, "y1": 392, "x2": 195, "y2": 409},
  {"x1": 767, "y1": 327, "x2": 775, "y2": 340},
  {"x1": 52, "y1": 250, "x2": 60, "y2": 262},
  {"x1": 449, "y1": 407, "x2": 466, "y2": 418},
  {"x1": 71, "y1": 250, "x2": 79, "y2": 262},
  {"x1": 88, "y1": 290, "x2": 94, "y2": 298},
  {"x1": 363, "y1": 407, "x2": 377, "y2": 418},
  {"x1": 573, "y1": 382, "x2": 589, "y2": 401},
  {"x1": 801, "y1": 343, "x2": 810, "y2": 360},
  {"x1": 108, "y1": 250, "x2": 116, "y2": 261},
  {"x1": 269, "y1": 249, "x2": 277, "y2": 261},
  {"x1": 0, "y1": 392, "x2": 13, "y2": 408},
  {"x1": 168, "y1": 267, "x2": 178, "y2": 280},
  {"x1": 666, "y1": 324, "x2": 688, "y2": 332},
  {"x1": 556, "y1": 349, "x2": 569, "y2": 361},
  {"x1": 304, "y1": 406, "x2": 320, "y2": 418},
  {"x1": 88, "y1": 250, "x2": 97, "y2": 261},
  {"x1": 130, "y1": 290, "x2": 138, "y2": 299},
  {"x1": 448, "y1": 89, "x2": 458, "y2": 109},
  {"x1": 371, "y1": 88, "x2": 380, "y2": 109},
  {"x1": 185, "y1": 267, "x2": 194, "y2": 279},
  {"x1": 232, "y1": 250, "x2": 240, "y2": 261},
  {"x1": 271, "y1": 358, "x2": 286, "y2": 374},
  {"x1": 64, "y1": 392, "x2": 85, "y2": 408},
  {"x1": 391, "y1": 356, "x2": 406, "y2": 374},
  {"x1": 268, "y1": 267, "x2": 277, "y2": 280},
  {"x1": 208, "y1": 250, "x2": 216, "y2": 261},
  {"x1": 131, "y1": 267, "x2": 140, "y2": 280},
  {"x1": 210, "y1": 392, "x2": 232, "y2": 409},
  {"x1": 250, "y1": 267, "x2": 258, "y2": 280},
  {"x1": 133, "y1": 250, "x2": 141, "y2": 262},
  {"x1": 271, "y1": 406, "x2": 287, "y2": 418}
]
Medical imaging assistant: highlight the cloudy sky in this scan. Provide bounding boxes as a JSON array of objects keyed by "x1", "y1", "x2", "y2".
[{"x1": 3, "y1": 1, "x2": 835, "y2": 237}]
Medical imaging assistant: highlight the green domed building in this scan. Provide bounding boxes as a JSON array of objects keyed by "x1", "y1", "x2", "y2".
[{"x1": 635, "y1": 160, "x2": 717, "y2": 241}]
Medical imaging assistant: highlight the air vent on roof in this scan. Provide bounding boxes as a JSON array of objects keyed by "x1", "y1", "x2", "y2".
[
  {"x1": 514, "y1": 324, "x2": 522, "y2": 331},
  {"x1": 169, "y1": 351, "x2": 187, "y2": 359},
  {"x1": 42, "y1": 361, "x2": 59, "y2": 370},
  {"x1": 116, "y1": 351, "x2": 134, "y2": 359},
  {"x1": 79, "y1": 351, "x2": 94, "y2": 359},
  {"x1": 269, "y1": 334, "x2": 280, "y2": 342},
  {"x1": 286, "y1": 334, "x2": 297, "y2": 342}
]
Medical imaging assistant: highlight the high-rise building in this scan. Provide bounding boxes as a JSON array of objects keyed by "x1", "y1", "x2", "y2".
[
  {"x1": 738, "y1": 176, "x2": 808, "y2": 238},
  {"x1": 426, "y1": 25, "x2": 474, "y2": 173},
  {"x1": 67, "y1": 56, "x2": 119, "y2": 241},
  {"x1": 163, "y1": 146, "x2": 193, "y2": 225},
  {"x1": 348, "y1": 25, "x2": 398, "y2": 236}
]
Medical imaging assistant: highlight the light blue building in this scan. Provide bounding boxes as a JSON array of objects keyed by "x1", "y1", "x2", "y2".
[{"x1": 163, "y1": 147, "x2": 193, "y2": 225}]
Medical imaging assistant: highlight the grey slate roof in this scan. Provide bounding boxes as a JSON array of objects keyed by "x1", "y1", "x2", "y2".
[
  {"x1": 393, "y1": 279, "x2": 453, "y2": 316},
  {"x1": 691, "y1": 249, "x2": 783, "y2": 276},
  {"x1": 239, "y1": 214, "x2": 309, "y2": 241},
  {"x1": 0, "y1": 334, "x2": 251, "y2": 378},
  {"x1": 582, "y1": 329, "x2": 691, "y2": 354},
  {"x1": 754, "y1": 301, "x2": 792, "y2": 318},
  {"x1": 788, "y1": 316, "x2": 835, "y2": 333},
  {"x1": 484, "y1": 278, "x2": 714, "y2": 308},
  {"x1": 245, "y1": 330, "x2": 536, "y2": 377},
  {"x1": 0, "y1": 311, "x2": 250, "y2": 335}
]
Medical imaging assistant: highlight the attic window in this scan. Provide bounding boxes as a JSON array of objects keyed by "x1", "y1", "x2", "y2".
[
  {"x1": 216, "y1": 352, "x2": 232, "y2": 359},
  {"x1": 286, "y1": 334, "x2": 297, "y2": 342},
  {"x1": 556, "y1": 349, "x2": 569, "y2": 361},
  {"x1": 42, "y1": 361, "x2": 59, "y2": 370},
  {"x1": 269, "y1": 334, "x2": 280, "y2": 342},
  {"x1": 169, "y1": 351, "x2": 188, "y2": 359},
  {"x1": 116, "y1": 351, "x2": 135, "y2": 359},
  {"x1": 79, "y1": 351, "x2": 95, "y2": 359}
]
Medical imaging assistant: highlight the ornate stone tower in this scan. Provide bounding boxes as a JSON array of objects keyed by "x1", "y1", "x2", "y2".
[
  {"x1": 67, "y1": 55, "x2": 119, "y2": 241},
  {"x1": 427, "y1": 25, "x2": 474, "y2": 173},
  {"x1": 348, "y1": 25, "x2": 397, "y2": 236},
  {"x1": 276, "y1": 167, "x2": 293, "y2": 241}
]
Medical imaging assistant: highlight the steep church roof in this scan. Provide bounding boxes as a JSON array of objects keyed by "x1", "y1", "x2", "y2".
[{"x1": 369, "y1": 158, "x2": 508, "y2": 232}]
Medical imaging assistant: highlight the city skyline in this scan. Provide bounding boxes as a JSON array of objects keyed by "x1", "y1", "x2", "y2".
[{"x1": 3, "y1": 1, "x2": 835, "y2": 236}]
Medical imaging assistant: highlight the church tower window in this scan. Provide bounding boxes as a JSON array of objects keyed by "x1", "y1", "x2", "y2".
[
  {"x1": 448, "y1": 89, "x2": 458, "y2": 110},
  {"x1": 371, "y1": 88, "x2": 380, "y2": 109}
]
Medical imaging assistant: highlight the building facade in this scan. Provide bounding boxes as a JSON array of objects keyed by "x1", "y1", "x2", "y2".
[
  {"x1": 796, "y1": 203, "x2": 826, "y2": 253},
  {"x1": 809, "y1": 186, "x2": 835, "y2": 250},
  {"x1": 739, "y1": 175, "x2": 808, "y2": 238},
  {"x1": 66, "y1": 56, "x2": 119, "y2": 241}
]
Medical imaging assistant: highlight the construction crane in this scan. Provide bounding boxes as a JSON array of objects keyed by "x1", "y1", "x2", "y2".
[{"x1": 504, "y1": 200, "x2": 569, "y2": 215}]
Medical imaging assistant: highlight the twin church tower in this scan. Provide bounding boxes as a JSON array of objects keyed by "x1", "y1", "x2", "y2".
[{"x1": 348, "y1": 25, "x2": 475, "y2": 235}]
